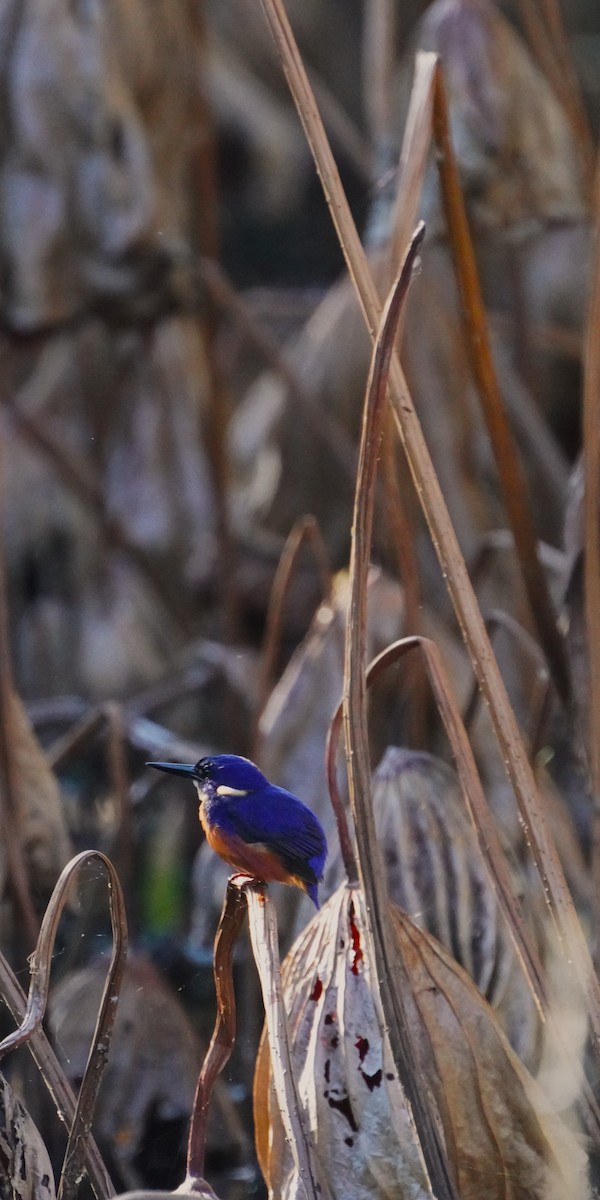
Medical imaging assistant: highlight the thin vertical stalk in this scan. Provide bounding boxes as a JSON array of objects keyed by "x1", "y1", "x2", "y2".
[
  {"x1": 342, "y1": 230, "x2": 455, "y2": 1198},
  {"x1": 431, "y1": 64, "x2": 572, "y2": 709},
  {"x1": 245, "y1": 884, "x2": 323, "y2": 1200},
  {"x1": 186, "y1": 883, "x2": 247, "y2": 1184}
]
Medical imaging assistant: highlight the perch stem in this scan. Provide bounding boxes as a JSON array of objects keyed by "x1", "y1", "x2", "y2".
[{"x1": 186, "y1": 881, "x2": 248, "y2": 1183}]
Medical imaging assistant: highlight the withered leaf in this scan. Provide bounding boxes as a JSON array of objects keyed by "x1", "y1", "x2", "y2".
[
  {"x1": 369, "y1": 747, "x2": 543, "y2": 1067},
  {"x1": 49, "y1": 956, "x2": 238, "y2": 1170},
  {"x1": 0, "y1": 689, "x2": 72, "y2": 903},
  {"x1": 0, "y1": 1073, "x2": 55, "y2": 1200},
  {"x1": 256, "y1": 885, "x2": 590, "y2": 1200}
]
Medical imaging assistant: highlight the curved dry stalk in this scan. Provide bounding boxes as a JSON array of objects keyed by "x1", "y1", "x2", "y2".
[
  {"x1": 57, "y1": 856, "x2": 128, "y2": 1200},
  {"x1": 325, "y1": 705, "x2": 359, "y2": 885},
  {"x1": 255, "y1": 514, "x2": 332, "y2": 751},
  {"x1": 186, "y1": 881, "x2": 248, "y2": 1184},
  {"x1": 342, "y1": 229, "x2": 456, "y2": 1199},
  {"x1": 244, "y1": 882, "x2": 323, "y2": 1200},
  {"x1": 380, "y1": 422, "x2": 428, "y2": 747},
  {"x1": 0, "y1": 947, "x2": 115, "y2": 1200},
  {"x1": 254, "y1": 0, "x2": 600, "y2": 1057},
  {"x1": 0, "y1": 850, "x2": 127, "y2": 1199},
  {"x1": 431, "y1": 65, "x2": 572, "y2": 710}
]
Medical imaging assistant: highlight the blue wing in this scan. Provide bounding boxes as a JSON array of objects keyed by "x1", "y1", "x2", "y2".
[{"x1": 225, "y1": 784, "x2": 327, "y2": 885}]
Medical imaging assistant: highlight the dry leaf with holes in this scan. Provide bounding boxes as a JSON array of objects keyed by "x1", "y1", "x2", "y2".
[
  {"x1": 0, "y1": 1073, "x2": 55, "y2": 1200},
  {"x1": 255, "y1": 884, "x2": 590, "y2": 1200},
  {"x1": 0, "y1": 689, "x2": 72, "y2": 907}
]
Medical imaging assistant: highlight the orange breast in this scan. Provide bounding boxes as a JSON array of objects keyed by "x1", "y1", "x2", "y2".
[{"x1": 200, "y1": 808, "x2": 304, "y2": 889}]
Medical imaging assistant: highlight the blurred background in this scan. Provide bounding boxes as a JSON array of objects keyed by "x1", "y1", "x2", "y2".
[{"x1": 1, "y1": 1, "x2": 600, "y2": 1196}]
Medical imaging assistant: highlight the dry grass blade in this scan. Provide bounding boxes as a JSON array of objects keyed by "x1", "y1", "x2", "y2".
[
  {"x1": 583, "y1": 164, "x2": 600, "y2": 964},
  {"x1": 387, "y1": 51, "x2": 437, "y2": 278},
  {"x1": 253, "y1": 0, "x2": 600, "y2": 1056},
  {"x1": 362, "y1": 0, "x2": 396, "y2": 148},
  {"x1": 245, "y1": 882, "x2": 323, "y2": 1200},
  {"x1": 431, "y1": 62, "x2": 571, "y2": 709},
  {"x1": 185, "y1": 882, "x2": 247, "y2": 1185},
  {"x1": 0, "y1": 851, "x2": 127, "y2": 1200},
  {"x1": 342, "y1": 229, "x2": 458, "y2": 1199},
  {"x1": 325, "y1": 704, "x2": 359, "y2": 885}
]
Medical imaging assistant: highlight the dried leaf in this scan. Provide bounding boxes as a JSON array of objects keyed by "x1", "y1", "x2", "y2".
[
  {"x1": 0, "y1": 1073, "x2": 55, "y2": 1200},
  {"x1": 48, "y1": 957, "x2": 203, "y2": 1170},
  {"x1": 372, "y1": 747, "x2": 542, "y2": 1065},
  {"x1": 0, "y1": 689, "x2": 72, "y2": 903},
  {"x1": 397, "y1": 0, "x2": 587, "y2": 236},
  {"x1": 256, "y1": 885, "x2": 590, "y2": 1200},
  {"x1": 0, "y1": 0, "x2": 202, "y2": 328}
]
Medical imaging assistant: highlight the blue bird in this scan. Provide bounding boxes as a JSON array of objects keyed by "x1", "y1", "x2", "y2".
[{"x1": 146, "y1": 754, "x2": 327, "y2": 907}]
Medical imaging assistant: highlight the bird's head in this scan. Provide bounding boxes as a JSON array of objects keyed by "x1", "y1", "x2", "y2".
[{"x1": 146, "y1": 753, "x2": 268, "y2": 800}]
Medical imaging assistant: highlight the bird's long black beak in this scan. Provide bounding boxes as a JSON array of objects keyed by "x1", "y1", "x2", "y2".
[{"x1": 146, "y1": 761, "x2": 197, "y2": 779}]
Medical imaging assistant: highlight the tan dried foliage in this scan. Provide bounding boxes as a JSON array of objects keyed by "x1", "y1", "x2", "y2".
[
  {"x1": 0, "y1": 1073, "x2": 55, "y2": 1200},
  {"x1": 48, "y1": 956, "x2": 206, "y2": 1171},
  {"x1": 371, "y1": 747, "x2": 542, "y2": 1065},
  {"x1": 401, "y1": 0, "x2": 587, "y2": 235},
  {"x1": 0, "y1": 0, "x2": 202, "y2": 329},
  {"x1": 0, "y1": 689, "x2": 72, "y2": 902},
  {"x1": 255, "y1": 884, "x2": 590, "y2": 1200}
]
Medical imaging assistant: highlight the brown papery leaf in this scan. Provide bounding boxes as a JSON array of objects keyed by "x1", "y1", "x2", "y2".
[
  {"x1": 1, "y1": 689, "x2": 72, "y2": 901},
  {"x1": 401, "y1": 0, "x2": 587, "y2": 235},
  {"x1": 0, "y1": 1073, "x2": 55, "y2": 1200},
  {"x1": 256, "y1": 884, "x2": 590, "y2": 1200},
  {"x1": 48, "y1": 956, "x2": 211, "y2": 1172},
  {"x1": 370, "y1": 747, "x2": 543, "y2": 1067}
]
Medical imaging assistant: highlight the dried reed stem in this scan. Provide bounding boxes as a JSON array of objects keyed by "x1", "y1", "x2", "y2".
[
  {"x1": 344, "y1": 233, "x2": 455, "y2": 1197},
  {"x1": 254, "y1": 1, "x2": 600, "y2": 1051},
  {"x1": 245, "y1": 883, "x2": 323, "y2": 1200},
  {"x1": 431, "y1": 64, "x2": 572, "y2": 709},
  {"x1": 186, "y1": 882, "x2": 247, "y2": 1184}
]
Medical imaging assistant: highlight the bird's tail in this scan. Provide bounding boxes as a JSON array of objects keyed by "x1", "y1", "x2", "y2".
[{"x1": 305, "y1": 881, "x2": 320, "y2": 909}]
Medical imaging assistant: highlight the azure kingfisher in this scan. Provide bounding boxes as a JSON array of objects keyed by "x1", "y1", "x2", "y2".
[{"x1": 147, "y1": 754, "x2": 327, "y2": 907}]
